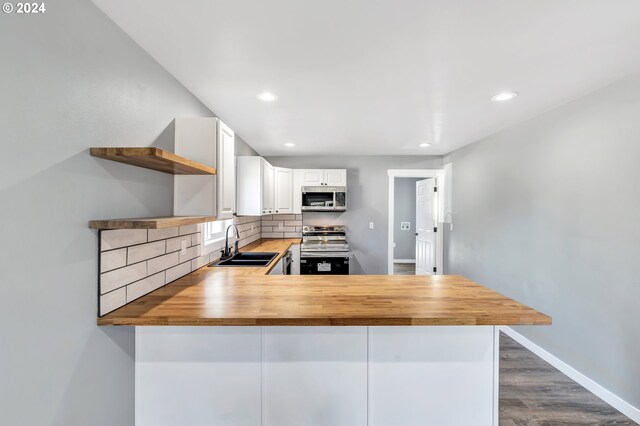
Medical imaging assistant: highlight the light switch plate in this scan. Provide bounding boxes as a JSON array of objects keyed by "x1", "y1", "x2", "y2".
[{"x1": 369, "y1": 222, "x2": 374, "y2": 229}]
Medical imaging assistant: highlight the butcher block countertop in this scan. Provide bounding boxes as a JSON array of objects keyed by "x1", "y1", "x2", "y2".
[{"x1": 97, "y1": 239, "x2": 551, "y2": 327}]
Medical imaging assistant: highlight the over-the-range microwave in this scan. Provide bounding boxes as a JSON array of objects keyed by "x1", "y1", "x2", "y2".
[{"x1": 301, "y1": 186, "x2": 347, "y2": 212}]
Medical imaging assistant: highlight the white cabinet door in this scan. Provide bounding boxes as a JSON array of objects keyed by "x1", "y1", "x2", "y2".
[
  {"x1": 290, "y1": 244, "x2": 301, "y2": 275},
  {"x1": 274, "y1": 167, "x2": 293, "y2": 214},
  {"x1": 236, "y1": 156, "x2": 262, "y2": 216},
  {"x1": 324, "y1": 169, "x2": 347, "y2": 186},
  {"x1": 136, "y1": 327, "x2": 262, "y2": 426},
  {"x1": 269, "y1": 257, "x2": 284, "y2": 275},
  {"x1": 262, "y1": 159, "x2": 275, "y2": 215},
  {"x1": 301, "y1": 169, "x2": 324, "y2": 186},
  {"x1": 217, "y1": 120, "x2": 236, "y2": 220},
  {"x1": 263, "y1": 327, "x2": 368, "y2": 426},
  {"x1": 292, "y1": 169, "x2": 304, "y2": 214}
]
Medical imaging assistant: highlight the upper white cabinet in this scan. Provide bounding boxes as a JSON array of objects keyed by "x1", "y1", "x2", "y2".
[
  {"x1": 173, "y1": 117, "x2": 235, "y2": 218},
  {"x1": 173, "y1": 117, "x2": 218, "y2": 217},
  {"x1": 217, "y1": 120, "x2": 236, "y2": 220},
  {"x1": 301, "y1": 169, "x2": 347, "y2": 187},
  {"x1": 262, "y1": 159, "x2": 275, "y2": 214},
  {"x1": 274, "y1": 167, "x2": 293, "y2": 214},
  {"x1": 237, "y1": 156, "x2": 277, "y2": 216}
]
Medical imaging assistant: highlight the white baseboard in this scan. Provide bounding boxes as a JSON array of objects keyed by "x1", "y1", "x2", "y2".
[
  {"x1": 500, "y1": 326, "x2": 640, "y2": 424},
  {"x1": 393, "y1": 259, "x2": 416, "y2": 264}
]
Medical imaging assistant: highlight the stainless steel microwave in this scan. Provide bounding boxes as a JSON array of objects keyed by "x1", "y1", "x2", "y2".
[{"x1": 301, "y1": 186, "x2": 347, "y2": 212}]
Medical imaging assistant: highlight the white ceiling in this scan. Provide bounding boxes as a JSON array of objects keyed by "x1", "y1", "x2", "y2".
[{"x1": 93, "y1": 0, "x2": 640, "y2": 156}]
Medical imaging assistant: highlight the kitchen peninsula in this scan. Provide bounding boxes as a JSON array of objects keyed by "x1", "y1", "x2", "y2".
[{"x1": 99, "y1": 238, "x2": 550, "y2": 426}]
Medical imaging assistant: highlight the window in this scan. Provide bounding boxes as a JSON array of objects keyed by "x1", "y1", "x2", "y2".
[{"x1": 204, "y1": 219, "x2": 234, "y2": 244}]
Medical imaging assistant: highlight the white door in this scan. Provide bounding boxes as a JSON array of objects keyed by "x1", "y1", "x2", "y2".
[
  {"x1": 274, "y1": 167, "x2": 293, "y2": 214},
  {"x1": 302, "y1": 169, "x2": 324, "y2": 186},
  {"x1": 415, "y1": 179, "x2": 436, "y2": 275},
  {"x1": 324, "y1": 169, "x2": 347, "y2": 186},
  {"x1": 217, "y1": 120, "x2": 236, "y2": 219}
]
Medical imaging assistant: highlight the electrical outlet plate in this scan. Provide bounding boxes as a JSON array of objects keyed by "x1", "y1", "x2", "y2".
[
  {"x1": 180, "y1": 240, "x2": 187, "y2": 255},
  {"x1": 369, "y1": 222, "x2": 374, "y2": 229},
  {"x1": 278, "y1": 222, "x2": 284, "y2": 230},
  {"x1": 400, "y1": 222, "x2": 410, "y2": 230}
]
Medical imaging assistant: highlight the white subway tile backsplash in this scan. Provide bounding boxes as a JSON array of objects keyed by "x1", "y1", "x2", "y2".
[
  {"x1": 100, "y1": 248, "x2": 127, "y2": 273},
  {"x1": 101, "y1": 261, "x2": 147, "y2": 294},
  {"x1": 179, "y1": 224, "x2": 198, "y2": 235},
  {"x1": 262, "y1": 232, "x2": 284, "y2": 238},
  {"x1": 191, "y1": 254, "x2": 210, "y2": 270},
  {"x1": 263, "y1": 220, "x2": 283, "y2": 227},
  {"x1": 127, "y1": 240, "x2": 166, "y2": 264},
  {"x1": 101, "y1": 229, "x2": 147, "y2": 251},
  {"x1": 191, "y1": 232, "x2": 202, "y2": 246},
  {"x1": 148, "y1": 252, "x2": 179, "y2": 275},
  {"x1": 295, "y1": 214, "x2": 303, "y2": 220},
  {"x1": 100, "y1": 287, "x2": 127, "y2": 316},
  {"x1": 179, "y1": 245, "x2": 201, "y2": 263},
  {"x1": 165, "y1": 261, "x2": 192, "y2": 283},
  {"x1": 284, "y1": 221, "x2": 302, "y2": 227},
  {"x1": 275, "y1": 214, "x2": 296, "y2": 220},
  {"x1": 262, "y1": 226, "x2": 273, "y2": 232},
  {"x1": 126, "y1": 272, "x2": 165, "y2": 303},
  {"x1": 166, "y1": 235, "x2": 193, "y2": 253},
  {"x1": 148, "y1": 227, "x2": 179, "y2": 242},
  {"x1": 284, "y1": 232, "x2": 302, "y2": 238}
]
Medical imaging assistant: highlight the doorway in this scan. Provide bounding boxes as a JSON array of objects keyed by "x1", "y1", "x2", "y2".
[{"x1": 387, "y1": 169, "x2": 443, "y2": 276}]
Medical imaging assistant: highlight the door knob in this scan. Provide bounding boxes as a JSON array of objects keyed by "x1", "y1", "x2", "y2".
[{"x1": 414, "y1": 233, "x2": 418, "y2": 236}]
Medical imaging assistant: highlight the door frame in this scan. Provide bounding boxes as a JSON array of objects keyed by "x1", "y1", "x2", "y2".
[{"x1": 387, "y1": 169, "x2": 444, "y2": 275}]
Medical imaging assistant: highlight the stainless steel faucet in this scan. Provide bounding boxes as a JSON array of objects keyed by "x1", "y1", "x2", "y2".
[{"x1": 221, "y1": 224, "x2": 240, "y2": 259}]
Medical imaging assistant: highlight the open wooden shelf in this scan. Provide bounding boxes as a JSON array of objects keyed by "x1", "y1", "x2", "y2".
[
  {"x1": 90, "y1": 147, "x2": 216, "y2": 175},
  {"x1": 89, "y1": 216, "x2": 216, "y2": 230}
]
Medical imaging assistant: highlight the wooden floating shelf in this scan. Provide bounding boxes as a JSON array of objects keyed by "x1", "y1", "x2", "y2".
[
  {"x1": 89, "y1": 216, "x2": 217, "y2": 230},
  {"x1": 90, "y1": 147, "x2": 216, "y2": 175}
]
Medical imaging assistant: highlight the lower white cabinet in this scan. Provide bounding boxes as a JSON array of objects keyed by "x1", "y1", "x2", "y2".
[
  {"x1": 269, "y1": 257, "x2": 284, "y2": 275},
  {"x1": 290, "y1": 244, "x2": 301, "y2": 275},
  {"x1": 136, "y1": 327, "x2": 262, "y2": 426},
  {"x1": 136, "y1": 326, "x2": 497, "y2": 426},
  {"x1": 263, "y1": 327, "x2": 368, "y2": 426}
]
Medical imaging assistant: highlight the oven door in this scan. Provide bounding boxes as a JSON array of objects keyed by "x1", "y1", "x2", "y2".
[{"x1": 300, "y1": 253, "x2": 350, "y2": 275}]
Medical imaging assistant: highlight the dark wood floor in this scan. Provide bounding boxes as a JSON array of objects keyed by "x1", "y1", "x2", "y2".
[
  {"x1": 393, "y1": 262, "x2": 415, "y2": 275},
  {"x1": 500, "y1": 332, "x2": 636, "y2": 425}
]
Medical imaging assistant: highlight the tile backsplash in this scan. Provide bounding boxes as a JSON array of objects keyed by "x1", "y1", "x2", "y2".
[
  {"x1": 98, "y1": 216, "x2": 261, "y2": 316},
  {"x1": 261, "y1": 214, "x2": 303, "y2": 238}
]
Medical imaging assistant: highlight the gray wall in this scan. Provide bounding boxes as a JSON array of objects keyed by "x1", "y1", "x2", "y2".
[
  {"x1": 266, "y1": 156, "x2": 442, "y2": 274},
  {"x1": 0, "y1": 1, "x2": 223, "y2": 424},
  {"x1": 444, "y1": 73, "x2": 640, "y2": 408},
  {"x1": 393, "y1": 178, "x2": 421, "y2": 260}
]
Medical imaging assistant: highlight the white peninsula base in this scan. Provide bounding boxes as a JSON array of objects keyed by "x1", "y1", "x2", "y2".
[{"x1": 135, "y1": 326, "x2": 499, "y2": 426}]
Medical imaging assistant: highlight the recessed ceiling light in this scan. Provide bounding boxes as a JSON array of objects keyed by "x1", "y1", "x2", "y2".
[
  {"x1": 284, "y1": 143, "x2": 295, "y2": 147},
  {"x1": 256, "y1": 92, "x2": 278, "y2": 102},
  {"x1": 419, "y1": 143, "x2": 431, "y2": 147},
  {"x1": 491, "y1": 91, "x2": 518, "y2": 102}
]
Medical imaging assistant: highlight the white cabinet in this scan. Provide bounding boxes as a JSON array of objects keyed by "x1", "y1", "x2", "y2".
[
  {"x1": 173, "y1": 117, "x2": 219, "y2": 217},
  {"x1": 262, "y1": 159, "x2": 275, "y2": 214},
  {"x1": 290, "y1": 244, "x2": 301, "y2": 275},
  {"x1": 301, "y1": 169, "x2": 347, "y2": 187},
  {"x1": 301, "y1": 169, "x2": 324, "y2": 186},
  {"x1": 269, "y1": 256, "x2": 284, "y2": 275},
  {"x1": 173, "y1": 117, "x2": 235, "y2": 218},
  {"x1": 263, "y1": 327, "x2": 368, "y2": 426},
  {"x1": 274, "y1": 167, "x2": 293, "y2": 214},
  {"x1": 237, "y1": 156, "x2": 277, "y2": 216},
  {"x1": 216, "y1": 120, "x2": 236, "y2": 220}
]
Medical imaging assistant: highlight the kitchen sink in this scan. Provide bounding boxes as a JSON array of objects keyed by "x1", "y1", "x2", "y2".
[{"x1": 210, "y1": 252, "x2": 279, "y2": 267}]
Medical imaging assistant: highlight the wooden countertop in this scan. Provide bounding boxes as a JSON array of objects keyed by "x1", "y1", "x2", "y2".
[{"x1": 98, "y1": 239, "x2": 551, "y2": 327}]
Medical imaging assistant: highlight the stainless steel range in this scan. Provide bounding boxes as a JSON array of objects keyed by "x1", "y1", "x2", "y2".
[{"x1": 300, "y1": 225, "x2": 350, "y2": 275}]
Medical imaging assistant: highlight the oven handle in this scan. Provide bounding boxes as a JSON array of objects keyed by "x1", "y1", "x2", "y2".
[{"x1": 300, "y1": 252, "x2": 351, "y2": 258}]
